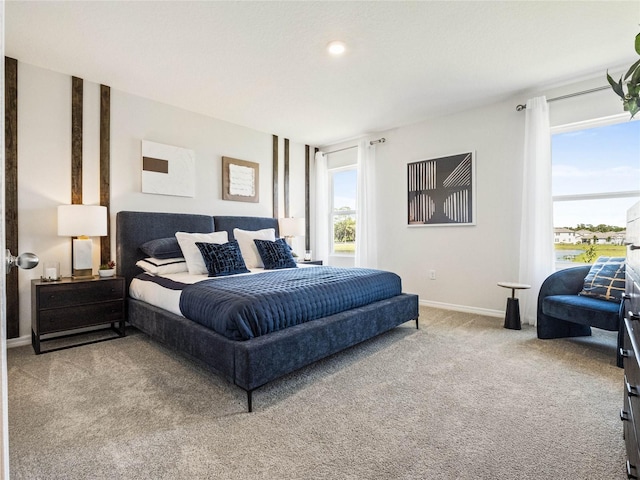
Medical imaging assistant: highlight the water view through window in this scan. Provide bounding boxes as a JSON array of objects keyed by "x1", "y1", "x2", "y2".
[{"x1": 552, "y1": 118, "x2": 640, "y2": 266}]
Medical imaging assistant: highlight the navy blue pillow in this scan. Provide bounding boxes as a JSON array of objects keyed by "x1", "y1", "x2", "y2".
[
  {"x1": 140, "y1": 237, "x2": 183, "y2": 259},
  {"x1": 579, "y1": 256, "x2": 625, "y2": 303},
  {"x1": 195, "y1": 240, "x2": 250, "y2": 277},
  {"x1": 254, "y1": 238, "x2": 297, "y2": 270}
]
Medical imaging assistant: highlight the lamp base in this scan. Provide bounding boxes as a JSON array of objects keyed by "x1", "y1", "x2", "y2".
[{"x1": 72, "y1": 268, "x2": 94, "y2": 280}]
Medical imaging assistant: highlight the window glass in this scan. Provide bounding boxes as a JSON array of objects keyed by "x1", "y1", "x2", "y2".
[
  {"x1": 552, "y1": 118, "x2": 640, "y2": 266},
  {"x1": 331, "y1": 168, "x2": 357, "y2": 255}
]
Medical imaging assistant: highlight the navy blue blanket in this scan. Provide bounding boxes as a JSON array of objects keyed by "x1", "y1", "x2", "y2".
[{"x1": 178, "y1": 267, "x2": 402, "y2": 340}]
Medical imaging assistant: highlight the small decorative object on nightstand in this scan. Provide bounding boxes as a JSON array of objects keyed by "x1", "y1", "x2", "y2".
[
  {"x1": 31, "y1": 276, "x2": 125, "y2": 354},
  {"x1": 41, "y1": 261, "x2": 60, "y2": 282},
  {"x1": 98, "y1": 260, "x2": 116, "y2": 278},
  {"x1": 300, "y1": 260, "x2": 323, "y2": 266}
]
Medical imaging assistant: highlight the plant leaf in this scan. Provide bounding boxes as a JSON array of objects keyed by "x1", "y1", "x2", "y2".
[
  {"x1": 624, "y1": 58, "x2": 640, "y2": 80},
  {"x1": 636, "y1": 32, "x2": 640, "y2": 55},
  {"x1": 607, "y1": 71, "x2": 625, "y2": 98}
]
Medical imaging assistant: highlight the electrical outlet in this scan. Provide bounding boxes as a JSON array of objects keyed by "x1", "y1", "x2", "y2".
[{"x1": 429, "y1": 270, "x2": 436, "y2": 280}]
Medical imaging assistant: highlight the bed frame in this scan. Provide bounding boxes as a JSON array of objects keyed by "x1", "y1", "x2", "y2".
[{"x1": 116, "y1": 211, "x2": 419, "y2": 412}]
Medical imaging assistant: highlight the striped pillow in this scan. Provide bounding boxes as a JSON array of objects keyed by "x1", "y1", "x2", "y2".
[{"x1": 579, "y1": 256, "x2": 625, "y2": 303}]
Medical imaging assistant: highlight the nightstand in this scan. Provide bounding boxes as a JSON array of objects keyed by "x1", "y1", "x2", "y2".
[
  {"x1": 299, "y1": 260, "x2": 323, "y2": 265},
  {"x1": 31, "y1": 276, "x2": 125, "y2": 354}
]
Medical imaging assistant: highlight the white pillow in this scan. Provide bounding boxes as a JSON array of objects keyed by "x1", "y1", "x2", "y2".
[
  {"x1": 175, "y1": 231, "x2": 229, "y2": 275},
  {"x1": 136, "y1": 257, "x2": 188, "y2": 275},
  {"x1": 233, "y1": 228, "x2": 276, "y2": 268}
]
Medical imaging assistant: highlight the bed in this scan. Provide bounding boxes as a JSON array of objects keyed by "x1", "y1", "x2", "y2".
[{"x1": 116, "y1": 211, "x2": 419, "y2": 411}]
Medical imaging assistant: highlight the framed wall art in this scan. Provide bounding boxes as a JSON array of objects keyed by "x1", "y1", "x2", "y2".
[
  {"x1": 141, "y1": 140, "x2": 195, "y2": 197},
  {"x1": 407, "y1": 151, "x2": 476, "y2": 226},
  {"x1": 222, "y1": 156, "x2": 259, "y2": 203}
]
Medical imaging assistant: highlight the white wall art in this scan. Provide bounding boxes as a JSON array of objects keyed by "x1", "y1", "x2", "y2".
[
  {"x1": 222, "y1": 156, "x2": 259, "y2": 203},
  {"x1": 141, "y1": 140, "x2": 195, "y2": 197}
]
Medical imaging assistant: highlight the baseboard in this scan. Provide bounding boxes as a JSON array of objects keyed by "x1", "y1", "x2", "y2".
[
  {"x1": 419, "y1": 299, "x2": 504, "y2": 319},
  {"x1": 7, "y1": 335, "x2": 31, "y2": 349}
]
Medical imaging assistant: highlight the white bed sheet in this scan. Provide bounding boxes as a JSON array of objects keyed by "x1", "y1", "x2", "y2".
[{"x1": 129, "y1": 264, "x2": 318, "y2": 317}]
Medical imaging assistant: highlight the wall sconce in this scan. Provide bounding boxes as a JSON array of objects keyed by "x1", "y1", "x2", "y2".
[
  {"x1": 278, "y1": 217, "x2": 305, "y2": 256},
  {"x1": 57, "y1": 205, "x2": 107, "y2": 279}
]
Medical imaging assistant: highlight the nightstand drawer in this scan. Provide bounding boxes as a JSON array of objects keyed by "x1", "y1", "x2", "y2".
[
  {"x1": 38, "y1": 300, "x2": 124, "y2": 334},
  {"x1": 38, "y1": 279, "x2": 123, "y2": 309}
]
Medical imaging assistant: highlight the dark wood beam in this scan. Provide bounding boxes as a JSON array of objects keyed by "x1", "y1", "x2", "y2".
[
  {"x1": 272, "y1": 135, "x2": 279, "y2": 219},
  {"x1": 5, "y1": 57, "x2": 19, "y2": 338},
  {"x1": 100, "y1": 85, "x2": 111, "y2": 264},
  {"x1": 305, "y1": 145, "x2": 310, "y2": 251},
  {"x1": 284, "y1": 138, "x2": 290, "y2": 218},
  {"x1": 71, "y1": 76, "x2": 83, "y2": 205}
]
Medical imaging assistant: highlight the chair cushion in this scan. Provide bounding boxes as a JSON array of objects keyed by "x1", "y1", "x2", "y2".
[
  {"x1": 542, "y1": 294, "x2": 620, "y2": 331},
  {"x1": 579, "y1": 256, "x2": 625, "y2": 303}
]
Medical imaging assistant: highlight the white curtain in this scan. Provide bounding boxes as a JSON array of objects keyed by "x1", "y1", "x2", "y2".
[
  {"x1": 314, "y1": 151, "x2": 330, "y2": 263},
  {"x1": 355, "y1": 139, "x2": 378, "y2": 268},
  {"x1": 519, "y1": 96, "x2": 555, "y2": 325}
]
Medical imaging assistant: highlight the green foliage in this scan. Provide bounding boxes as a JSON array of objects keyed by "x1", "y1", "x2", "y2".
[
  {"x1": 566, "y1": 223, "x2": 625, "y2": 233},
  {"x1": 555, "y1": 243, "x2": 626, "y2": 263},
  {"x1": 334, "y1": 217, "x2": 356, "y2": 243},
  {"x1": 607, "y1": 33, "x2": 640, "y2": 118},
  {"x1": 583, "y1": 245, "x2": 598, "y2": 263}
]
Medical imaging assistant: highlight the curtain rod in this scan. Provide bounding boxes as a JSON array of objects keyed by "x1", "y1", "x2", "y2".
[
  {"x1": 321, "y1": 137, "x2": 386, "y2": 155},
  {"x1": 515, "y1": 85, "x2": 610, "y2": 111}
]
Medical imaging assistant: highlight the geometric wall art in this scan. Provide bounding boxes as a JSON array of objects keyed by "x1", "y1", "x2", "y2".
[
  {"x1": 407, "y1": 151, "x2": 476, "y2": 226},
  {"x1": 141, "y1": 140, "x2": 195, "y2": 197},
  {"x1": 222, "y1": 156, "x2": 259, "y2": 203}
]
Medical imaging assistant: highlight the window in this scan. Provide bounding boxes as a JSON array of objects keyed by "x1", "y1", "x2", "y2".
[
  {"x1": 552, "y1": 116, "x2": 640, "y2": 266},
  {"x1": 330, "y1": 167, "x2": 357, "y2": 255}
]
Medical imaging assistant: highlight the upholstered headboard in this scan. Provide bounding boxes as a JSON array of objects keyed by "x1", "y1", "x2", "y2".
[{"x1": 115, "y1": 211, "x2": 279, "y2": 290}]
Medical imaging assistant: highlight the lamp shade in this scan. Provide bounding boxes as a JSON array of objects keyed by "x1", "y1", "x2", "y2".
[
  {"x1": 279, "y1": 217, "x2": 305, "y2": 237},
  {"x1": 57, "y1": 205, "x2": 107, "y2": 237}
]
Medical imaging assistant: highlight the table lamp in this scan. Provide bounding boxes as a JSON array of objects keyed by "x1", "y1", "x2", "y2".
[
  {"x1": 57, "y1": 205, "x2": 107, "y2": 279},
  {"x1": 278, "y1": 217, "x2": 305, "y2": 256}
]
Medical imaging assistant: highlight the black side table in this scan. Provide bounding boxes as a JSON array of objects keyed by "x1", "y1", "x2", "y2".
[{"x1": 497, "y1": 282, "x2": 531, "y2": 330}]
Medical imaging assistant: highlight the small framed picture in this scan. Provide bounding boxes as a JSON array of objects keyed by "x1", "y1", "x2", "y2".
[{"x1": 222, "y1": 156, "x2": 259, "y2": 203}]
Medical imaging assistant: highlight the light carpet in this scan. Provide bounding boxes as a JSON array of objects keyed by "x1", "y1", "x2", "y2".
[{"x1": 8, "y1": 306, "x2": 625, "y2": 479}]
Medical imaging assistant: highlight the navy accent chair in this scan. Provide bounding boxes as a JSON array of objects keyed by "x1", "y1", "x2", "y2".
[{"x1": 537, "y1": 265, "x2": 624, "y2": 367}]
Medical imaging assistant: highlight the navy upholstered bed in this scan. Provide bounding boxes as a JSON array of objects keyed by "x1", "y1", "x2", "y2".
[{"x1": 116, "y1": 211, "x2": 419, "y2": 411}]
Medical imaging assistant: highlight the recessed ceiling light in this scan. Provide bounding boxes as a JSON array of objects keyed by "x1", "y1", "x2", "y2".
[{"x1": 327, "y1": 41, "x2": 346, "y2": 56}]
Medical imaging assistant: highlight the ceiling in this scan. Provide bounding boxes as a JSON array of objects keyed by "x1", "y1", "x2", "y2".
[{"x1": 5, "y1": 1, "x2": 638, "y2": 146}]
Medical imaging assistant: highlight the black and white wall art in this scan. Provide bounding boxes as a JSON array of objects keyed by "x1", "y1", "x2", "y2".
[
  {"x1": 407, "y1": 152, "x2": 476, "y2": 226},
  {"x1": 141, "y1": 140, "x2": 195, "y2": 197}
]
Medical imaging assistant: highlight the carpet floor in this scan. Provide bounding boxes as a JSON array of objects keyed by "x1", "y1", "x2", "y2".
[{"x1": 8, "y1": 306, "x2": 625, "y2": 479}]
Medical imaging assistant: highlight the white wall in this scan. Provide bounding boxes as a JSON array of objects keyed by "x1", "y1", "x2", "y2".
[
  {"x1": 374, "y1": 99, "x2": 524, "y2": 315},
  {"x1": 319, "y1": 73, "x2": 626, "y2": 317},
  {"x1": 14, "y1": 62, "x2": 307, "y2": 339}
]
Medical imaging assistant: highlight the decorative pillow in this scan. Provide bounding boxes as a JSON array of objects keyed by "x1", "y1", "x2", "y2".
[
  {"x1": 140, "y1": 237, "x2": 182, "y2": 259},
  {"x1": 136, "y1": 257, "x2": 188, "y2": 275},
  {"x1": 175, "y1": 231, "x2": 229, "y2": 275},
  {"x1": 579, "y1": 256, "x2": 626, "y2": 303},
  {"x1": 195, "y1": 241, "x2": 250, "y2": 277},
  {"x1": 254, "y1": 238, "x2": 298, "y2": 270},
  {"x1": 233, "y1": 228, "x2": 276, "y2": 268}
]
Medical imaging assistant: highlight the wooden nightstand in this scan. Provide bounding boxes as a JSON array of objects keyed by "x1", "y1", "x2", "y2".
[
  {"x1": 31, "y1": 276, "x2": 125, "y2": 354},
  {"x1": 299, "y1": 260, "x2": 323, "y2": 265}
]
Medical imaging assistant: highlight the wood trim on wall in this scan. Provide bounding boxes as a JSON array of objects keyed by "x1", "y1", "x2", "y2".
[
  {"x1": 284, "y1": 138, "x2": 290, "y2": 218},
  {"x1": 100, "y1": 85, "x2": 111, "y2": 264},
  {"x1": 272, "y1": 135, "x2": 279, "y2": 218},
  {"x1": 71, "y1": 76, "x2": 83, "y2": 205},
  {"x1": 305, "y1": 145, "x2": 310, "y2": 251},
  {"x1": 5, "y1": 57, "x2": 19, "y2": 339}
]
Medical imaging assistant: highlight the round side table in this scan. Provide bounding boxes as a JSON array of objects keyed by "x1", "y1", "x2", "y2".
[{"x1": 497, "y1": 282, "x2": 531, "y2": 330}]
